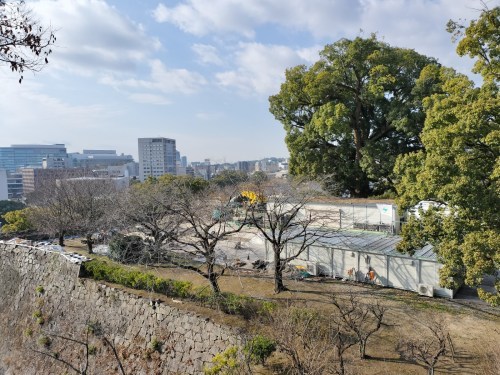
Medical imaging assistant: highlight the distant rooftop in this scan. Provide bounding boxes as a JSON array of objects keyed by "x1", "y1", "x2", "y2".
[
  {"x1": 83, "y1": 150, "x2": 116, "y2": 155},
  {"x1": 10, "y1": 144, "x2": 66, "y2": 148},
  {"x1": 298, "y1": 230, "x2": 437, "y2": 261}
]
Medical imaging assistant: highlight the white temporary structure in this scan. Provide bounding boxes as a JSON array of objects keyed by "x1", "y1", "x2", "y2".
[{"x1": 265, "y1": 230, "x2": 456, "y2": 298}]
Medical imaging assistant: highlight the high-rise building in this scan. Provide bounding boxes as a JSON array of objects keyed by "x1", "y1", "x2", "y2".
[
  {"x1": 0, "y1": 144, "x2": 68, "y2": 172},
  {"x1": 138, "y1": 138, "x2": 176, "y2": 181},
  {"x1": 0, "y1": 169, "x2": 8, "y2": 200}
]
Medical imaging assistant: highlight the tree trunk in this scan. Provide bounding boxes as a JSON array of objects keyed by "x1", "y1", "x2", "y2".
[
  {"x1": 359, "y1": 339, "x2": 367, "y2": 359},
  {"x1": 207, "y1": 262, "x2": 221, "y2": 294},
  {"x1": 337, "y1": 346, "x2": 345, "y2": 375},
  {"x1": 274, "y1": 257, "x2": 286, "y2": 293},
  {"x1": 86, "y1": 234, "x2": 93, "y2": 254},
  {"x1": 428, "y1": 367, "x2": 434, "y2": 375},
  {"x1": 58, "y1": 231, "x2": 65, "y2": 247}
]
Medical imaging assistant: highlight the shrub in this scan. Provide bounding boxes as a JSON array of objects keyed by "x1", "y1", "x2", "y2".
[
  {"x1": 244, "y1": 335, "x2": 276, "y2": 365},
  {"x1": 37, "y1": 335, "x2": 51, "y2": 348},
  {"x1": 24, "y1": 327, "x2": 33, "y2": 337},
  {"x1": 204, "y1": 346, "x2": 242, "y2": 375},
  {"x1": 149, "y1": 336, "x2": 161, "y2": 352},
  {"x1": 88, "y1": 345, "x2": 97, "y2": 355},
  {"x1": 32, "y1": 309, "x2": 43, "y2": 319},
  {"x1": 35, "y1": 285, "x2": 45, "y2": 294},
  {"x1": 81, "y1": 259, "x2": 193, "y2": 299}
]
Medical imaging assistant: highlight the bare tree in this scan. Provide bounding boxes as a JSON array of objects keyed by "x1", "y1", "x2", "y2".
[
  {"x1": 329, "y1": 324, "x2": 358, "y2": 375},
  {"x1": 27, "y1": 180, "x2": 75, "y2": 246},
  {"x1": 110, "y1": 180, "x2": 177, "y2": 263},
  {"x1": 0, "y1": 0, "x2": 56, "y2": 82},
  {"x1": 59, "y1": 178, "x2": 117, "y2": 253},
  {"x1": 396, "y1": 318, "x2": 449, "y2": 375},
  {"x1": 247, "y1": 181, "x2": 334, "y2": 293},
  {"x1": 29, "y1": 321, "x2": 126, "y2": 375},
  {"x1": 331, "y1": 292, "x2": 386, "y2": 359},
  {"x1": 268, "y1": 306, "x2": 337, "y2": 375},
  {"x1": 167, "y1": 180, "x2": 248, "y2": 294}
]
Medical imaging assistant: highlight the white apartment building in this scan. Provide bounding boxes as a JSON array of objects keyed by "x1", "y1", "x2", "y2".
[{"x1": 138, "y1": 138, "x2": 177, "y2": 181}]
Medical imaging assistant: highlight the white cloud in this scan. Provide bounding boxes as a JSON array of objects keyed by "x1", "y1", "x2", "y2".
[
  {"x1": 0, "y1": 72, "x2": 111, "y2": 147},
  {"x1": 195, "y1": 111, "x2": 223, "y2": 120},
  {"x1": 31, "y1": 0, "x2": 161, "y2": 75},
  {"x1": 101, "y1": 59, "x2": 207, "y2": 95},
  {"x1": 153, "y1": 0, "x2": 481, "y2": 77},
  {"x1": 128, "y1": 93, "x2": 171, "y2": 106},
  {"x1": 216, "y1": 43, "x2": 320, "y2": 96},
  {"x1": 192, "y1": 44, "x2": 223, "y2": 66},
  {"x1": 152, "y1": 0, "x2": 360, "y2": 38},
  {"x1": 357, "y1": 0, "x2": 480, "y2": 75}
]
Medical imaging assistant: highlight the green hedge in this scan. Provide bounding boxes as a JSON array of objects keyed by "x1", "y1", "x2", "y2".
[
  {"x1": 81, "y1": 259, "x2": 192, "y2": 298},
  {"x1": 81, "y1": 259, "x2": 275, "y2": 320}
]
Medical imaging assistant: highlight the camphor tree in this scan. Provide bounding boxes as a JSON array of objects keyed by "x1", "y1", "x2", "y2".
[
  {"x1": 269, "y1": 35, "x2": 439, "y2": 197},
  {"x1": 394, "y1": 6, "x2": 499, "y2": 305},
  {"x1": 0, "y1": 0, "x2": 56, "y2": 82},
  {"x1": 247, "y1": 180, "x2": 332, "y2": 293}
]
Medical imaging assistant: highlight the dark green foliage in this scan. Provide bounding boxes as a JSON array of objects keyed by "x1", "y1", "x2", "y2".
[
  {"x1": 80, "y1": 259, "x2": 192, "y2": 298},
  {"x1": 395, "y1": 7, "x2": 499, "y2": 305},
  {"x1": 269, "y1": 35, "x2": 439, "y2": 197},
  {"x1": 211, "y1": 170, "x2": 248, "y2": 187},
  {"x1": 243, "y1": 335, "x2": 276, "y2": 365}
]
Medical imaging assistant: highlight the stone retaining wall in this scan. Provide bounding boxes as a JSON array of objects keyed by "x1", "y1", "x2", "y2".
[{"x1": 0, "y1": 244, "x2": 242, "y2": 374}]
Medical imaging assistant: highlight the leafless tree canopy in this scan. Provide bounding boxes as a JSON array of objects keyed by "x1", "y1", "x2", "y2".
[
  {"x1": 167, "y1": 181, "x2": 248, "y2": 294},
  {"x1": 396, "y1": 318, "x2": 449, "y2": 375},
  {"x1": 29, "y1": 320, "x2": 126, "y2": 375},
  {"x1": 268, "y1": 306, "x2": 337, "y2": 375},
  {"x1": 0, "y1": 0, "x2": 56, "y2": 82},
  {"x1": 247, "y1": 180, "x2": 337, "y2": 293},
  {"x1": 331, "y1": 292, "x2": 386, "y2": 359},
  {"x1": 110, "y1": 181, "x2": 177, "y2": 264}
]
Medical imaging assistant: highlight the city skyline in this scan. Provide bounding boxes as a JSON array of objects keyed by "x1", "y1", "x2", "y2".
[{"x1": 0, "y1": 0, "x2": 485, "y2": 162}]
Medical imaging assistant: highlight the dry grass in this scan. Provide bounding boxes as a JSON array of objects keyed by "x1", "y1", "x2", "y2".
[{"x1": 65, "y1": 239, "x2": 500, "y2": 375}]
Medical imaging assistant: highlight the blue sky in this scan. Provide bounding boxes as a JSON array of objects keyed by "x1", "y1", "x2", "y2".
[{"x1": 0, "y1": 0, "x2": 493, "y2": 163}]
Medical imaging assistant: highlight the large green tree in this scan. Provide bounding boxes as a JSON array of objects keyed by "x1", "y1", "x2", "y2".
[
  {"x1": 395, "y1": 7, "x2": 499, "y2": 305},
  {"x1": 269, "y1": 35, "x2": 438, "y2": 197}
]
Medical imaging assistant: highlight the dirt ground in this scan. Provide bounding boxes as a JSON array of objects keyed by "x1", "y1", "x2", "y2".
[{"x1": 65, "y1": 240, "x2": 500, "y2": 375}]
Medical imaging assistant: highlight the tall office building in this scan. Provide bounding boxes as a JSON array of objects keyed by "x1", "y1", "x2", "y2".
[
  {"x1": 0, "y1": 144, "x2": 68, "y2": 172},
  {"x1": 138, "y1": 138, "x2": 176, "y2": 181}
]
